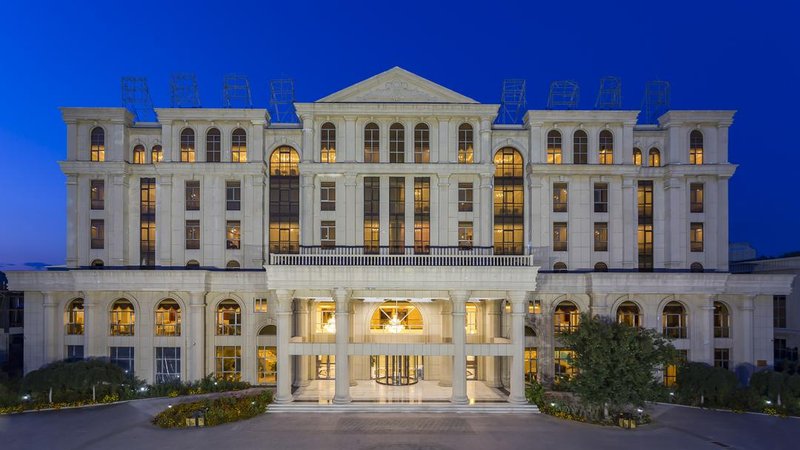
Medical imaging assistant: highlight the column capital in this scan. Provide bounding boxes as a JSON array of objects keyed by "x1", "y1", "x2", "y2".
[
  {"x1": 742, "y1": 295, "x2": 756, "y2": 311},
  {"x1": 506, "y1": 290, "x2": 528, "y2": 304},
  {"x1": 42, "y1": 292, "x2": 58, "y2": 308},
  {"x1": 273, "y1": 289, "x2": 294, "y2": 312},
  {"x1": 188, "y1": 291, "x2": 206, "y2": 306},
  {"x1": 333, "y1": 288, "x2": 351, "y2": 307}
]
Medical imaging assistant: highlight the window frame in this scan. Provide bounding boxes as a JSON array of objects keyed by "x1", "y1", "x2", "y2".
[
  {"x1": 320, "y1": 122, "x2": 336, "y2": 163},
  {"x1": 231, "y1": 128, "x2": 247, "y2": 163},
  {"x1": 553, "y1": 222, "x2": 568, "y2": 252},
  {"x1": 320, "y1": 181, "x2": 336, "y2": 211},
  {"x1": 389, "y1": 123, "x2": 405, "y2": 163},
  {"x1": 180, "y1": 128, "x2": 196, "y2": 162},
  {"x1": 206, "y1": 128, "x2": 221, "y2": 162},
  {"x1": 552, "y1": 183, "x2": 568, "y2": 213},
  {"x1": 90, "y1": 179, "x2": 105, "y2": 210},
  {"x1": 185, "y1": 220, "x2": 200, "y2": 250},
  {"x1": 573, "y1": 130, "x2": 588, "y2": 164},
  {"x1": 593, "y1": 183, "x2": 608, "y2": 213},
  {"x1": 593, "y1": 222, "x2": 608, "y2": 252},
  {"x1": 546, "y1": 130, "x2": 562, "y2": 164},
  {"x1": 457, "y1": 123, "x2": 474, "y2": 164}
]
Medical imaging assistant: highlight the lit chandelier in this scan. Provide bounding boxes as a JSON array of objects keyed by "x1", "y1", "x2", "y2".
[
  {"x1": 383, "y1": 300, "x2": 408, "y2": 333},
  {"x1": 323, "y1": 316, "x2": 336, "y2": 334}
]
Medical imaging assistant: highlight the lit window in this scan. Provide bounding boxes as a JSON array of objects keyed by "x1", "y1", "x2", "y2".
[
  {"x1": 226, "y1": 180, "x2": 241, "y2": 211},
  {"x1": 257, "y1": 346, "x2": 277, "y2": 384},
  {"x1": 714, "y1": 302, "x2": 730, "y2": 338},
  {"x1": 90, "y1": 219, "x2": 104, "y2": 249},
  {"x1": 458, "y1": 221, "x2": 473, "y2": 249},
  {"x1": 553, "y1": 222, "x2": 568, "y2": 252},
  {"x1": 633, "y1": 148, "x2": 642, "y2": 166},
  {"x1": 370, "y1": 301, "x2": 423, "y2": 334},
  {"x1": 414, "y1": 123, "x2": 430, "y2": 163},
  {"x1": 110, "y1": 299, "x2": 135, "y2": 336},
  {"x1": 525, "y1": 348, "x2": 538, "y2": 382},
  {"x1": 133, "y1": 145, "x2": 146, "y2": 164},
  {"x1": 321, "y1": 122, "x2": 336, "y2": 163},
  {"x1": 185, "y1": 180, "x2": 200, "y2": 211},
  {"x1": 151, "y1": 145, "x2": 163, "y2": 163},
  {"x1": 389, "y1": 123, "x2": 405, "y2": 163},
  {"x1": 598, "y1": 130, "x2": 613, "y2": 164},
  {"x1": 231, "y1": 128, "x2": 247, "y2": 162},
  {"x1": 690, "y1": 183, "x2": 704, "y2": 213},
  {"x1": 690, "y1": 222, "x2": 704, "y2": 252},
  {"x1": 689, "y1": 130, "x2": 704, "y2": 165},
  {"x1": 493, "y1": 148, "x2": 524, "y2": 255},
  {"x1": 217, "y1": 300, "x2": 241, "y2": 336},
  {"x1": 617, "y1": 301, "x2": 641, "y2": 327},
  {"x1": 664, "y1": 350, "x2": 688, "y2": 386},
  {"x1": 573, "y1": 130, "x2": 588, "y2": 164},
  {"x1": 316, "y1": 302, "x2": 336, "y2": 333},
  {"x1": 269, "y1": 146, "x2": 299, "y2": 176},
  {"x1": 466, "y1": 303, "x2": 478, "y2": 334},
  {"x1": 155, "y1": 299, "x2": 181, "y2": 336},
  {"x1": 552, "y1": 183, "x2": 568, "y2": 213},
  {"x1": 662, "y1": 301, "x2": 687, "y2": 339},
  {"x1": 364, "y1": 123, "x2": 380, "y2": 162},
  {"x1": 180, "y1": 128, "x2": 196, "y2": 162},
  {"x1": 90, "y1": 180, "x2": 104, "y2": 210},
  {"x1": 206, "y1": 128, "x2": 221, "y2": 162},
  {"x1": 90, "y1": 127, "x2": 105, "y2": 162},
  {"x1": 648, "y1": 148, "x2": 661, "y2": 167},
  {"x1": 554, "y1": 301, "x2": 579, "y2": 334},
  {"x1": 321, "y1": 221, "x2": 336, "y2": 248},
  {"x1": 528, "y1": 300, "x2": 541, "y2": 314},
  {"x1": 321, "y1": 182, "x2": 336, "y2": 211},
  {"x1": 554, "y1": 348, "x2": 576, "y2": 381},
  {"x1": 594, "y1": 222, "x2": 608, "y2": 252},
  {"x1": 254, "y1": 298, "x2": 268, "y2": 313},
  {"x1": 226, "y1": 221, "x2": 241, "y2": 249},
  {"x1": 458, "y1": 123, "x2": 473, "y2": 163},
  {"x1": 65, "y1": 298, "x2": 84, "y2": 335},
  {"x1": 547, "y1": 130, "x2": 562, "y2": 164},
  {"x1": 215, "y1": 346, "x2": 241, "y2": 381}
]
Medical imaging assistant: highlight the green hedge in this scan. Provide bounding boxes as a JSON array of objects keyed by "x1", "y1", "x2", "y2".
[{"x1": 152, "y1": 390, "x2": 272, "y2": 428}]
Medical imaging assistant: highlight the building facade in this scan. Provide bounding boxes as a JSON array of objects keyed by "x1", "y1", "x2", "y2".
[{"x1": 8, "y1": 68, "x2": 794, "y2": 404}]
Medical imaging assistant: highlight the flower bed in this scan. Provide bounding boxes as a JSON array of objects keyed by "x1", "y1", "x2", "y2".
[{"x1": 152, "y1": 390, "x2": 272, "y2": 428}]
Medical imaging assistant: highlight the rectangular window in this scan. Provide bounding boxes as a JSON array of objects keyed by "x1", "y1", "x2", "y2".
[
  {"x1": 690, "y1": 183, "x2": 704, "y2": 213},
  {"x1": 389, "y1": 177, "x2": 405, "y2": 254},
  {"x1": 774, "y1": 295, "x2": 787, "y2": 328},
  {"x1": 458, "y1": 182, "x2": 473, "y2": 212},
  {"x1": 155, "y1": 347, "x2": 181, "y2": 383},
  {"x1": 638, "y1": 181, "x2": 654, "y2": 271},
  {"x1": 254, "y1": 298, "x2": 268, "y2": 313},
  {"x1": 524, "y1": 347, "x2": 537, "y2": 382},
  {"x1": 593, "y1": 183, "x2": 608, "y2": 213},
  {"x1": 90, "y1": 180, "x2": 104, "y2": 210},
  {"x1": 226, "y1": 181, "x2": 241, "y2": 211},
  {"x1": 8, "y1": 295, "x2": 23, "y2": 327},
  {"x1": 553, "y1": 183, "x2": 568, "y2": 213},
  {"x1": 90, "y1": 219, "x2": 104, "y2": 249},
  {"x1": 215, "y1": 346, "x2": 241, "y2": 381},
  {"x1": 185, "y1": 181, "x2": 200, "y2": 211},
  {"x1": 110, "y1": 346, "x2": 135, "y2": 375},
  {"x1": 258, "y1": 346, "x2": 277, "y2": 384},
  {"x1": 185, "y1": 220, "x2": 200, "y2": 250},
  {"x1": 594, "y1": 222, "x2": 608, "y2": 252},
  {"x1": 268, "y1": 177, "x2": 299, "y2": 254},
  {"x1": 414, "y1": 177, "x2": 430, "y2": 254},
  {"x1": 140, "y1": 178, "x2": 156, "y2": 267},
  {"x1": 528, "y1": 300, "x2": 542, "y2": 315},
  {"x1": 363, "y1": 177, "x2": 380, "y2": 254},
  {"x1": 321, "y1": 221, "x2": 336, "y2": 248},
  {"x1": 690, "y1": 222, "x2": 704, "y2": 252},
  {"x1": 458, "y1": 221, "x2": 473, "y2": 249},
  {"x1": 553, "y1": 222, "x2": 568, "y2": 252},
  {"x1": 664, "y1": 349, "x2": 688, "y2": 386},
  {"x1": 226, "y1": 221, "x2": 241, "y2": 249},
  {"x1": 714, "y1": 348, "x2": 730, "y2": 370},
  {"x1": 66, "y1": 345, "x2": 84, "y2": 360},
  {"x1": 321, "y1": 181, "x2": 336, "y2": 211},
  {"x1": 554, "y1": 348, "x2": 576, "y2": 381}
]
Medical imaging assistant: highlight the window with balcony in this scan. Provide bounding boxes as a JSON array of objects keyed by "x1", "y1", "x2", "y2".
[
  {"x1": 458, "y1": 221, "x2": 473, "y2": 249},
  {"x1": 65, "y1": 298, "x2": 84, "y2": 335},
  {"x1": 554, "y1": 301, "x2": 579, "y2": 334},
  {"x1": 321, "y1": 221, "x2": 336, "y2": 248},
  {"x1": 155, "y1": 299, "x2": 181, "y2": 336},
  {"x1": 713, "y1": 301, "x2": 730, "y2": 338},
  {"x1": 414, "y1": 177, "x2": 430, "y2": 253},
  {"x1": 269, "y1": 147, "x2": 300, "y2": 254},
  {"x1": 617, "y1": 301, "x2": 641, "y2": 327},
  {"x1": 364, "y1": 177, "x2": 380, "y2": 254},
  {"x1": 662, "y1": 301, "x2": 687, "y2": 339},
  {"x1": 217, "y1": 300, "x2": 241, "y2": 336},
  {"x1": 110, "y1": 299, "x2": 135, "y2": 336},
  {"x1": 493, "y1": 148, "x2": 524, "y2": 255}
]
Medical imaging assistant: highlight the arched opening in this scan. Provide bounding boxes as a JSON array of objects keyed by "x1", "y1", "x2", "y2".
[
  {"x1": 110, "y1": 299, "x2": 135, "y2": 336},
  {"x1": 690, "y1": 262, "x2": 704, "y2": 273},
  {"x1": 90, "y1": 127, "x2": 105, "y2": 162},
  {"x1": 226, "y1": 260, "x2": 240, "y2": 269},
  {"x1": 599, "y1": 130, "x2": 613, "y2": 164},
  {"x1": 370, "y1": 301, "x2": 423, "y2": 334},
  {"x1": 414, "y1": 123, "x2": 430, "y2": 163},
  {"x1": 714, "y1": 302, "x2": 730, "y2": 338},
  {"x1": 594, "y1": 262, "x2": 608, "y2": 272},
  {"x1": 493, "y1": 148, "x2": 524, "y2": 255},
  {"x1": 633, "y1": 147, "x2": 642, "y2": 166},
  {"x1": 690, "y1": 130, "x2": 704, "y2": 165},
  {"x1": 231, "y1": 128, "x2": 247, "y2": 162},
  {"x1": 186, "y1": 260, "x2": 200, "y2": 269},
  {"x1": 155, "y1": 299, "x2": 181, "y2": 336},
  {"x1": 180, "y1": 128, "x2": 196, "y2": 162},
  {"x1": 573, "y1": 130, "x2": 588, "y2": 164},
  {"x1": 458, "y1": 123, "x2": 473, "y2": 164},
  {"x1": 65, "y1": 299, "x2": 84, "y2": 335},
  {"x1": 132, "y1": 144, "x2": 146, "y2": 164},
  {"x1": 91, "y1": 259, "x2": 104, "y2": 268},
  {"x1": 206, "y1": 127, "x2": 221, "y2": 162},
  {"x1": 662, "y1": 301, "x2": 687, "y2": 338},
  {"x1": 259, "y1": 325, "x2": 277, "y2": 335},
  {"x1": 269, "y1": 146, "x2": 300, "y2": 254},
  {"x1": 554, "y1": 301, "x2": 580, "y2": 334},
  {"x1": 617, "y1": 301, "x2": 641, "y2": 327},
  {"x1": 364, "y1": 122, "x2": 380, "y2": 162},
  {"x1": 547, "y1": 130, "x2": 562, "y2": 164},
  {"x1": 151, "y1": 145, "x2": 163, "y2": 163},
  {"x1": 257, "y1": 324, "x2": 277, "y2": 384},
  {"x1": 648, "y1": 148, "x2": 661, "y2": 167},
  {"x1": 217, "y1": 300, "x2": 242, "y2": 336},
  {"x1": 553, "y1": 262, "x2": 567, "y2": 272},
  {"x1": 320, "y1": 122, "x2": 336, "y2": 163}
]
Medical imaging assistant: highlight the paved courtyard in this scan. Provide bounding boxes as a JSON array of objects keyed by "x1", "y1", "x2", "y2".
[{"x1": 1, "y1": 396, "x2": 798, "y2": 450}]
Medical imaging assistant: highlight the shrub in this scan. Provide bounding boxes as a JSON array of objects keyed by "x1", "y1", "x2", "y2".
[
  {"x1": 675, "y1": 362, "x2": 738, "y2": 407},
  {"x1": 525, "y1": 380, "x2": 545, "y2": 406},
  {"x1": 152, "y1": 390, "x2": 272, "y2": 428}
]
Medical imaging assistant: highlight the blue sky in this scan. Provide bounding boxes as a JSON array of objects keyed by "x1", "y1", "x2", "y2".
[{"x1": 1, "y1": 0, "x2": 798, "y2": 269}]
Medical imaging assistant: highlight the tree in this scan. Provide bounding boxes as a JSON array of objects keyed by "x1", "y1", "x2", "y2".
[{"x1": 560, "y1": 313, "x2": 676, "y2": 418}]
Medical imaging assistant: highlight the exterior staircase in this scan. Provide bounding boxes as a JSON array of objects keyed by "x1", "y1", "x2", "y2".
[{"x1": 268, "y1": 401, "x2": 539, "y2": 414}]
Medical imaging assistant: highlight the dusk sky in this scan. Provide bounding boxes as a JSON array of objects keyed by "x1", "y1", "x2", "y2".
[{"x1": 1, "y1": 0, "x2": 798, "y2": 270}]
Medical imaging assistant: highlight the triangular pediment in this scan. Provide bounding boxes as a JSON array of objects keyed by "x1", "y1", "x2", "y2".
[{"x1": 317, "y1": 67, "x2": 477, "y2": 104}]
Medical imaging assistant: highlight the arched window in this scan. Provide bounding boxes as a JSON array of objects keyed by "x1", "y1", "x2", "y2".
[
  {"x1": 573, "y1": 130, "x2": 588, "y2": 164},
  {"x1": 546, "y1": 130, "x2": 562, "y2": 164},
  {"x1": 186, "y1": 260, "x2": 200, "y2": 269},
  {"x1": 206, "y1": 128, "x2": 221, "y2": 162},
  {"x1": 151, "y1": 145, "x2": 163, "y2": 163},
  {"x1": 231, "y1": 128, "x2": 247, "y2": 163},
  {"x1": 690, "y1": 262, "x2": 704, "y2": 273},
  {"x1": 155, "y1": 299, "x2": 181, "y2": 336},
  {"x1": 617, "y1": 301, "x2": 641, "y2": 327},
  {"x1": 91, "y1": 259, "x2": 104, "y2": 268},
  {"x1": 132, "y1": 145, "x2": 146, "y2": 164},
  {"x1": 226, "y1": 260, "x2": 240, "y2": 269},
  {"x1": 633, "y1": 148, "x2": 642, "y2": 166},
  {"x1": 65, "y1": 299, "x2": 84, "y2": 335},
  {"x1": 648, "y1": 148, "x2": 661, "y2": 167},
  {"x1": 414, "y1": 123, "x2": 429, "y2": 163},
  {"x1": 320, "y1": 122, "x2": 336, "y2": 163},
  {"x1": 458, "y1": 123, "x2": 473, "y2": 164},
  {"x1": 594, "y1": 262, "x2": 608, "y2": 272},
  {"x1": 269, "y1": 146, "x2": 300, "y2": 254},
  {"x1": 217, "y1": 300, "x2": 241, "y2": 336},
  {"x1": 90, "y1": 127, "x2": 105, "y2": 162},
  {"x1": 554, "y1": 301, "x2": 580, "y2": 334},
  {"x1": 714, "y1": 302, "x2": 730, "y2": 338},
  {"x1": 180, "y1": 128, "x2": 196, "y2": 162},
  {"x1": 364, "y1": 123, "x2": 380, "y2": 162},
  {"x1": 370, "y1": 301, "x2": 423, "y2": 334},
  {"x1": 493, "y1": 148, "x2": 524, "y2": 255},
  {"x1": 662, "y1": 301, "x2": 687, "y2": 339},
  {"x1": 259, "y1": 325, "x2": 277, "y2": 335},
  {"x1": 553, "y1": 262, "x2": 567, "y2": 272},
  {"x1": 110, "y1": 299, "x2": 135, "y2": 336},
  {"x1": 599, "y1": 130, "x2": 613, "y2": 164},
  {"x1": 690, "y1": 130, "x2": 704, "y2": 165},
  {"x1": 389, "y1": 123, "x2": 405, "y2": 163}
]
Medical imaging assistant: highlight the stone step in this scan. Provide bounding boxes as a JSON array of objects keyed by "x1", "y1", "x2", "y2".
[{"x1": 268, "y1": 402, "x2": 539, "y2": 414}]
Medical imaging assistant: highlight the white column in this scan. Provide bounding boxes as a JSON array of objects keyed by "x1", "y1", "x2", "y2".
[
  {"x1": 65, "y1": 175, "x2": 79, "y2": 267},
  {"x1": 741, "y1": 296, "x2": 755, "y2": 365},
  {"x1": 295, "y1": 299, "x2": 310, "y2": 387},
  {"x1": 438, "y1": 300, "x2": 453, "y2": 387},
  {"x1": 188, "y1": 291, "x2": 206, "y2": 381},
  {"x1": 697, "y1": 296, "x2": 715, "y2": 365},
  {"x1": 508, "y1": 291, "x2": 528, "y2": 404},
  {"x1": 43, "y1": 292, "x2": 58, "y2": 363},
  {"x1": 274, "y1": 289, "x2": 294, "y2": 403},
  {"x1": 300, "y1": 115, "x2": 314, "y2": 163},
  {"x1": 484, "y1": 299, "x2": 502, "y2": 387},
  {"x1": 479, "y1": 119, "x2": 491, "y2": 164},
  {"x1": 333, "y1": 288, "x2": 351, "y2": 404},
  {"x1": 450, "y1": 290, "x2": 469, "y2": 404}
]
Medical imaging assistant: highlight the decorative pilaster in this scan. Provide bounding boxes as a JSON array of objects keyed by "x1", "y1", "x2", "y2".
[
  {"x1": 43, "y1": 292, "x2": 58, "y2": 363},
  {"x1": 479, "y1": 174, "x2": 493, "y2": 247},
  {"x1": 333, "y1": 288, "x2": 351, "y2": 404},
  {"x1": 188, "y1": 292, "x2": 206, "y2": 381},
  {"x1": 294, "y1": 299, "x2": 310, "y2": 387},
  {"x1": 450, "y1": 290, "x2": 470, "y2": 404},
  {"x1": 741, "y1": 296, "x2": 755, "y2": 365}
]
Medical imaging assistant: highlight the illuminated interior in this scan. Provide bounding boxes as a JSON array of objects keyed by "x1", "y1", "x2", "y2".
[
  {"x1": 457, "y1": 123, "x2": 473, "y2": 163},
  {"x1": 133, "y1": 144, "x2": 145, "y2": 164},
  {"x1": 414, "y1": 178, "x2": 430, "y2": 253},
  {"x1": 633, "y1": 147, "x2": 642, "y2": 166},
  {"x1": 493, "y1": 147, "x2": 524, "y2": 255},
  {"x1": 316, "y1": 302, "x2": 336, "y2": 333},
  {"x1": 110, "y1": 299, "x2": 135, "y2": 336},
  {"x1": 90, "y1": 127, "x2": 105, "y2": 162},
  {"x1": 662, "y1": 301, "x2": 687, "y2": 339},
  {"x1": 370, "y1": 301, "x2": 423, "y2": 334},
  {"x1": 547, "y1": 130, "x2": 562, "y2": 164},
  {"x1": 598, "y1": 130, "x2": 614, "y2": 164},
  {"x1": 180, "y1": 128, "x2": 196, "y2": 162},
  {"x1": 321, "y1": 122, "x2": 336, "y2": 163},
  {"x1": 371, "y1": 355, "x2": 422, "y2": 385},
  {"x1": 217, "y1": 300, "x2": 242, "y2": 336},
  {"x1": 155, "y1": 299, "x2": 181, "y2": 336},
  {"x1": 648, "y1": 148, "x2": 661, "y2": 167},
  {"x1": 269, "y1": 146, "x2": 300, "y2": 253},
  {"x1": 231, "y1": 128, "x2": 247, "y2": 162},
  {"x1": 617, "y1": 301, "x2": 641, "y2": 327},
  {"x1": 690, "y1": 130, "x2": 704, "y2": 165},
  {"x1": 65, "y1": 298, "x2": 84, "y2": 335},
  {"x1": 554, "y1": 301, "x2": 579, "y2": 334}
]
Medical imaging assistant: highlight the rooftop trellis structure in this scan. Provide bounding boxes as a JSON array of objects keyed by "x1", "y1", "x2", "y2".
[
  {"x1": 546, "y1": 80, "x2": 580, "y2": 110},
  {"x1": 121, "y1": 77, "x2": 155, "y2": 121},
  {"x1": 223, "y1": 74, "x2": 253, "y2": 108},
  {"x1": 595, "y1": 76, "x2": 622, "y2": 110},
  {"x1": 170, "y1": 73, "x2": 201, "y2": 108},
  {"x1": 642, "y1": 80, "x2": 671, "y2": 124},
  {"x1": 270, "y1": 78, "x2": 298, "y2": 123},
  {"x1": 497, "y1": 79, "x2": 526, "y2": 124}
]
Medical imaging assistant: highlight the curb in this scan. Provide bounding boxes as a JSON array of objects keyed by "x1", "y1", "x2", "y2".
[{"x1": 651, "y1": 401, "x2": 800, "y2": 419}]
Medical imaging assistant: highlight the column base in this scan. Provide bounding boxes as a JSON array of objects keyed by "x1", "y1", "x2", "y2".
[
  {"x1": 507, "y1": 395, "x2": 528, "y2": 405},
  {"x1": 450, "y1": 395, "x2": 469, "y2": 405},
  {"x1": 273, "y1": 394, "x2": 294, "y2": 404},
  {"x1": 332, "y1": 395, "x2": 352, "y2": 404},
  {"x1": 438, "y1": 380, "x2": 452, "y2": 387}
]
